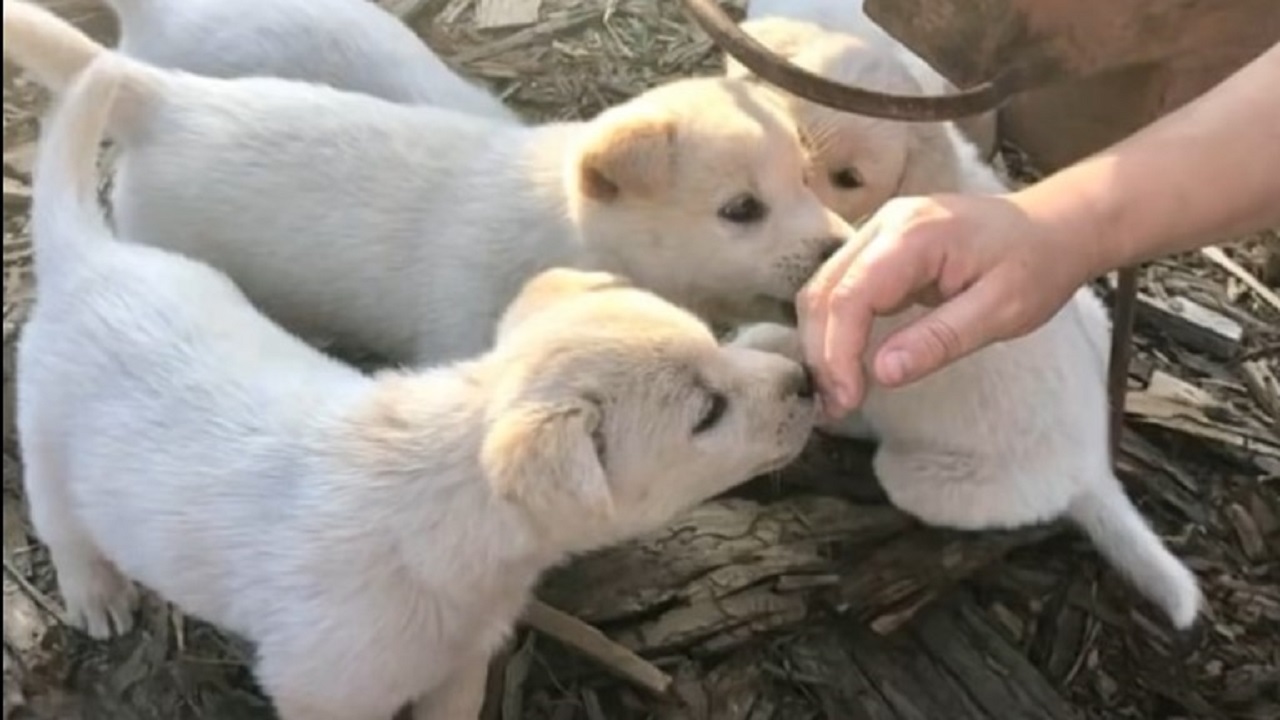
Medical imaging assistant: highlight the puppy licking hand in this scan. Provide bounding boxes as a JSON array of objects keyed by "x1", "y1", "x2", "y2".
[{"x1": 17, "y1": 56, "x2": 817, "y2": 720}]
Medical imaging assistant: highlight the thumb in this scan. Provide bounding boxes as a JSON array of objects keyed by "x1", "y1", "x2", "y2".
[{"x1": 871, "y1": 279, "x2": 1007, "y2": 386}]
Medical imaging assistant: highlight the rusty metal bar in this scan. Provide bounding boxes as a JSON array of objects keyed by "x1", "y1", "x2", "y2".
[
  {"x1": 1108, "y1": 269, "x2": 1140, "y2": 459},
  {"x1": 679, "y1": 0, "x2": 1021, "y2": 121}
]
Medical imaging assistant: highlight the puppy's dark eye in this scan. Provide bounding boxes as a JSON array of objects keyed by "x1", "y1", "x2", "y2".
[
  {"x1": 693, "y1": 392, "x2": 728, "y2": 434},
  {"x1": 717, "y1": 193, "x2": 768, "y2": 224},
  {"x1": 829, "y1": 168, "x2": 863, "y2": 190}
]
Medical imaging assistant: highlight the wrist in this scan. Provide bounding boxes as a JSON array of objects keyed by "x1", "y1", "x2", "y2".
[{"x1": 1007, "y1": 177, "x2": 1116, "y2": 287}]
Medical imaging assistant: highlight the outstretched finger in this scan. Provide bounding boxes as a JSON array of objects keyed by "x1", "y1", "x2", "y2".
[
  {"x1": 870, "y1": 275, "x2": 1010, "y2": 387},
  {"x1": 797, "y1": 219, "x2": 880, "y2": 411}
]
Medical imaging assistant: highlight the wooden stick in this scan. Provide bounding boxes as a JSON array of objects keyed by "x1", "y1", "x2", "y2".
[
  {"x1": 2, "y1": 559, "x2": 68, "y2": 626},
  {"x1": 522, "y1": 599, "x2": 673, "y2": 698}
]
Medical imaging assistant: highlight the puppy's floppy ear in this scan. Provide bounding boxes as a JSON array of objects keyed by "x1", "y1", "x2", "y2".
[
  {"x1": 576, "y1": 110, "x2": 676, "y2": 202},
  {"x1": 497, "y1": 269, "x2": 633, "y2": 340},
  {"x1": 482, "y1": 395, "x2": 612, "y2": 520}
]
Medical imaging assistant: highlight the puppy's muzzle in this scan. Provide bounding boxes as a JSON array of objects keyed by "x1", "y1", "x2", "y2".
[{"x1": 780, "y1": 240, "x2": 842, "y2": 324}]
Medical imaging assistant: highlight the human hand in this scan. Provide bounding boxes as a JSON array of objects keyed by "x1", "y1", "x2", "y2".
[{"x1": 797, "y1": 192, "x2": 1100, "y2": 418}]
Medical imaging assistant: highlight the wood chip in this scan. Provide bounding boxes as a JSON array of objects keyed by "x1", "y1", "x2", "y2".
[
  {"x1": 1126, "y1": 388, "x2": 1280, "y2": 460},
  {"x1": 1202, "y1": 245, "x2": 1280, "y2": 317},
  {"x1": 1226, "y1": 503, "x2": 1267, "y2": 561},
  {"x1": 2, "y1": 142, "x2": 36, "y2": 177},
  {"x1": 2, "y1": 177, "x2": 30, "y2": 207},
  {"x1": 475, "y1": 0, "x2": 542, "y2": 29},
  {"x1": 1146, "y1": 370, "x2": 1219, "y2": 409},
  {"x1": 1137, "y1": 292, "x2": 1244, "y2": 359},
  {"x1": 1240, "y1": 359, "x2": 1280, "y2": 438}
]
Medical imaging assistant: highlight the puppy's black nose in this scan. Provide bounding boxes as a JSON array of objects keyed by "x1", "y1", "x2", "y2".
[{"x1": 791, "y1": 364, "x2": 816, "y2": 400}]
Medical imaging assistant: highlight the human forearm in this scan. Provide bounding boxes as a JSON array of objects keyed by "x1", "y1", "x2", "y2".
[{"x1": 1012, "y1": 42, "x2": 1280, "y2": 278}]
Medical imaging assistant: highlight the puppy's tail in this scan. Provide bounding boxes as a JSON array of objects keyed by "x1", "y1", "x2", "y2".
[
  {"x1": 31, "y1": 55, "x2": 124, "y2": 276},
  {"x1": 1067, "y1": 478, "x2": 1203, "y2": 630},
  {"x1": 3, "y1": 0, "x2": 109, "y2": 93}
]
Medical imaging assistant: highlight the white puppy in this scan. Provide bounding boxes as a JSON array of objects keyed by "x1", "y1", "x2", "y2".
[
  {"x1": 745, "y1": 0, "x2": 998, "y2": 156},
  {"x1": 3, "y1": 2, "x2": 851, "y2": 366},
  {"x1": 727, "y1": 17, "x2": 1004, "y2": 227},
  {"x1": 100, "y1": 0, "x2": 519, "y2": 121},
  {"x1": 726, "y1": 22, "x2": 1203, "y2": 629},
  {"x1": 18, "y1": 57, "x2": 817, "y2": 720}
]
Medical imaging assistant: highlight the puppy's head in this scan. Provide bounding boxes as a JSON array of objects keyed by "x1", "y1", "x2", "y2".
[
  {"x1": 727, "y1": 19, "x2": 951, "y2": 222},
  {"x1": 482, "y1": 268, "x2": 817, "y2": 549},
  {"x1": 565, "y1": 76, "x2": 853, "y2": 327}
]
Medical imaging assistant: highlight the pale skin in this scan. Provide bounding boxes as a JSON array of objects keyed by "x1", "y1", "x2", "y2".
[{"x1": 800, "y1": 41, "x2": 1280, "y2": 417}]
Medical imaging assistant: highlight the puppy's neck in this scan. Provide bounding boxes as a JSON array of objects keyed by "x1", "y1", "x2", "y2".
[
  {"x1": 475, "y1": 122, "x2": 594, "y2": 273},
  {"x1": 899, "y1": 124, "x2": 1007, "y2": 196},
  {"x1": 505, "y1": 122, "x2": 585, "y2": 222}
]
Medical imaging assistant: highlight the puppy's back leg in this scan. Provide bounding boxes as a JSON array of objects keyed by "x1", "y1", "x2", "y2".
[{"x1": 21, "y1": 428, "x2": 138, "y2": 639}]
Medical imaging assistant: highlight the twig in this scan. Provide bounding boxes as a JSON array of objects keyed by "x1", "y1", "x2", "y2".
[
  {"x1": 502, "y1": 634, "x2": 536, "y2": 720},
  {"x1": 1240, "y1": 360, "x2": 1280, "y2": 439},
  {"x1": 2, "y1": 558, "x2": 68, "y2": 626},
  {"x1": 1239, "y1": 342, "x2": 1280, "y2": 363},
  {"x1": 522, "y1": 599, "x2": 673, "y2": 697},
  {"x1": 1201, "y1": 245, "x2": 1280, "y2": 315}
]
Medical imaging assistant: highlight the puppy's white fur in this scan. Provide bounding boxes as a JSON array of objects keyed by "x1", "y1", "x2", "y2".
[
  {"x1": 3, "y1": 2, "x2": 851, "y2": 366},
  {"x1": 728, "y1": 22, "x2": 1203, "y2": 628},
  {"x1": 727, "y1": 17, "x2": 1004, "y2": 227},
  {"x1": 745, "y1": 0, "x2": 998, "y2": 156},
  {"x1": 100, "y1": 0, "x2": 519, "y2": 121},
  {"x1": 18, "y1": 56, "x2": 816, "y2": 720}
]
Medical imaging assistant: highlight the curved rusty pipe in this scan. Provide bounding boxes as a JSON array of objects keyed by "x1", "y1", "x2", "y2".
[{"x1": 679, "y1": 0, "x2": 1020, "y2": 120}]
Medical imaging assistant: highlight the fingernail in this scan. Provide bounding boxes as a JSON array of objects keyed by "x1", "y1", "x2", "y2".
[{"x1": 879, "y1": 350, "x2": 912, "y2": 386}]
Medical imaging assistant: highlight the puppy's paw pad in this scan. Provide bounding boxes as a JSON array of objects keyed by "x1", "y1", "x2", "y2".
[{"x1": 59, "y1": 562, "x2": 139, "y2": 640}]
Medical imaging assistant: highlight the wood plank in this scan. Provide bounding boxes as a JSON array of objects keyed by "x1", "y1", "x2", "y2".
[
  {"x1": 1135, "y1": 292, "x2": 1244, "y2": 359},
  {"x1": 912, "y1": 598, "x2": 1079, "y2": 720},
  {"x1": 783, "y1": 594, "x2": 1078, "y2": 719}
]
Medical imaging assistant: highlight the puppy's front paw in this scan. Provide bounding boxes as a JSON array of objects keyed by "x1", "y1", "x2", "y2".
[{"x1": 57, "y1": 556, "x2": 140, "y2": 640}]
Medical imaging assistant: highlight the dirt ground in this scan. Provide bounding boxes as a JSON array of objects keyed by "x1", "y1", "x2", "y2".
[{"x1": 3, "y1": 2, "x2": 1278, "y2": 719}]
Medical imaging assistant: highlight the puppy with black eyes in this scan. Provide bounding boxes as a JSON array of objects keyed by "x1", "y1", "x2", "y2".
[
  {"x1": 726, "y1": 16, "x2": 1007, "y2": 226},
  {"x1": 97, "y1": 0, "x2": 520, "y2": 121},
  {"x1": 725, "y1": 17, "x2": 1204, "y2": 630},
  {"x1": 744, "y1": 0, "x2": 998, "y2": 157},
  {"x1": 4, "y1": 1, "x2": 851, "y2": 368},
  {"x1": 18, "y1": 56, "x2": 817, "y2": 720}
]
